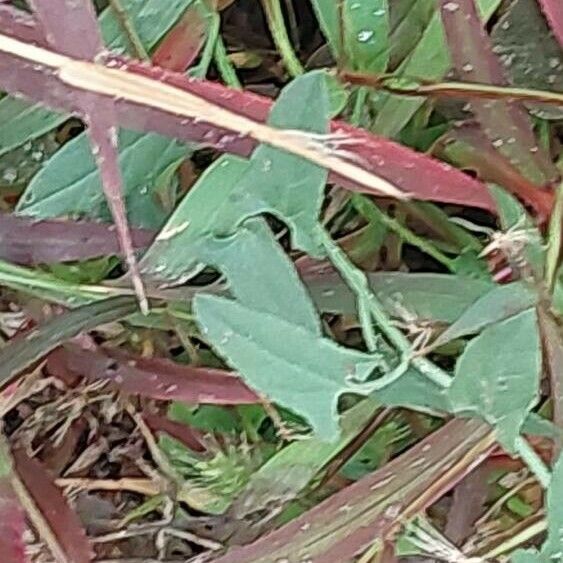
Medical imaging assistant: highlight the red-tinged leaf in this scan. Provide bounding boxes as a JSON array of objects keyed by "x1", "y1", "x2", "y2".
[
  {"x1": 0, "y1": 214, "x2": 154, "y2": 264},
  {"x1": 152, "y1": 8, "x2": 208, "y2": 72},
  {"x1": 213, "y1": 419, "x2": 495, "y2": 562},
  {"x1": 0, "y1": 34, "x2": 495, "y2": 211},
  {"x1": 434, "y1": 123, "x2": 553, "y2": 219},
  {"x1": 440, "y1": 0, "x2": 557, "y2": 187},
  {"x1": 30, "y1": 1, "x2": 148, "y2": 312},
  {"x1": 0, "y1": 3, "x2": 45, "y2": 46},
  {"x1": 0, "y1": 444, "x2": 26, "y2": 563},
  {"x1": 47, "y1": 345, "x2": 260, "y2": 405},
  {"x1": 143, "y1": 412, "x2": 206, "y2": 452},
  {"x1": 28, "y1": 0, "x2": 102, "y2": 60},
  {"x1": 12, "y1": 449, "x2": 92, "y2": 563},
  {"x1": 0, "y1": 297, "x2": 137, "y2": 390},
  {"x1": 538, "y1": 0, "x2": 563, "y2": 47}
]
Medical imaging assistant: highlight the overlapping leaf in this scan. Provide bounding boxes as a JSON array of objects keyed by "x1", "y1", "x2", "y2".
[
  {"x1": 18, "y1": 129, "x2": 187, "y2": 228},
  {"x1": 449, "y1": 309, "x2": 541, "y2": 449},
  {"x1": 194, "y1": 294, "x2": 382, "y2": 440}
]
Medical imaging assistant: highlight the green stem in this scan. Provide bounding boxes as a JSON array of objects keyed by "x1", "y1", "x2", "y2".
[
  {"x1": 261, "y1": 0, "x2": 304, "y2": 77},
  {"x1": 108, "y1": 0, "x2": 149, "y2": 60},
  {"x1": 350, "y1": 87, "x2": 368, "y2": 126},
  {"x1": 514, "y1": 435, "x2": 551, "y2": 489},
  {"x1": 214, "y1": 35, "x2": 241, "y2": 89},
  {"x1": 317, "y1": 226, "x2": 452, "y2": 388},
  {"x1": 352, "y1": 194, "x2": 458, "y2": 272},
  {"x1": 546, "y1": 177, "x2": 563, "y2": 292},
  {"x1": 402, "y1": 201, "x2": 483, "y2": 253},
  {"x1": 189, "y1": 14, "x2": 220, "y2": 79}
]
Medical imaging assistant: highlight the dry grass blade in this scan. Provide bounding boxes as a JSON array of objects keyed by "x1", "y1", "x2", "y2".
[
  {"x1": 0, "y1": 32, "x2": 408, "y2": 200},
  {"x1": 213, "y1": 419, "x2": 495, "y2": 562},
  {"x1": 0, "y1": 33, "x2": 496, "y2": 209},
  {"x1": 11, "y1": 447, "x2": 93, "y2": 563},
  {"x1": 0, "y1": 436, "x2": 26, "y2": 563}
]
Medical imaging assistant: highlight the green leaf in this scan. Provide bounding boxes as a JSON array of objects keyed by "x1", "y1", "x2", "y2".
[
  {"x1": 202, "y1": 219, "x2": 321, "y2": 333},
  {"x1": 373, "y1": 0, "x2": 502, "y2": 138},
  {"x1": 307, "y1": 272, "x2": 493, "y2": 323},
  {"x1": 311, "y1": 1, "x2": 390, "y2": 73},
  {"x1": 0, "y1": 98, "x2": 65, "y2": 157},
  {"x1": 431, "y1": 282, "x2": 537, "y2": 347},
  {"x1": 449, "y1": 309, "x2": 541, "y2": 449},
  {"x1": 140, "y1": 154, "x2": 249, "y2": 278},
  {"x1": 221, "y1": 71, "x2": 330, "y2": 255},
  {"x1": 309, "y1": 0, "x2": 342, "y2": 58},
  {"x1": 17, "y1": 130, "x2": 188, "y2": 228},
  {"x1": 540, "y1": 452, "x2": 563, "y2": 557},
  {"x1": 100, "y1": 0, "x2": 197, "y2": 54},
  {"x1": 343, "y1": 0, "x2": 390, "y2": 73},
  {"x1": 511, "y1": 550, "x2": 543, "y2": 562},
  {"x1": 388, "y1": 0, "x2": 435, "y2": 69},
  {"x1": 377, "y1": 365, "x2": 449, "y2": 413},
  {"x1": 194, "y1": 294, "x2": 383, "y2": 440}
]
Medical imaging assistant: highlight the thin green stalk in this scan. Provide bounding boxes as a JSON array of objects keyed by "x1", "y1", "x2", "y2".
[
  {"x1": 214, "y1": 35, "x2": 241, "y2": 89},
  {"x1": 108, "y1": 0, "x2": 149, "y2": 60},
  {"x1": 545, "y1": 177, "x2": 563, "y2": 291},
  {"x1": 350, "y1": 87, "x2": 368, "y2": 126},
  {"x1": 189, "y1": 14, "x2": 220, "y2": 79},
  {"x1": 401, "y1": 201, "x2": 483, "y2": 253},
  {"x1": 317, "y1": 226, "x2": 452, "y2": 388},
  {"x1": 352, "y1": 194, "x2": 458, "y2": 272},
  {"x1": 513, "y1": 435, "x2": 552, "y2": 490},
  {"x1": 261, "y1": 0, "x2": 304, "y2": 77}
]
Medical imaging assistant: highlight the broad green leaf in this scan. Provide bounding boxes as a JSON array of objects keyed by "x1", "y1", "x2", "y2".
[
  {"x1": 140, "y1": 154, "x2": 249, "y2": 278},
  {"x1": 202, "y1": 219, "x2": 321, "y2": 333},
  {"x1": 17, "y1": 130, "x2": 188, "y2": 228},
  {"x1": 343, "y1": 1, "x2": 390, "y2": 73},
  {"x1": 377, "y1": 365, "x2": 449, "y2": 413},
  {"x1": 511, "y1": 550, "x2": 542, "y2": 562},
  {"x1": 309, "y1": 0, "x2": 342, "y2": 58},
  {"x1": 431, "y1": 282, "x2": 537, "y2": 347},
  {"x1": 0, "y1": 0, "x2": 194, "y2": 154},
  {"x1": 449, "y1": 309, "x2": 541, "y2": 449},
  {"x1": 389, "y1": 0, "x2": 436, "y2": 69},
  {"x1": 194, "y1": 294, "x2": 383, "y2": 440},
  {"x1": 373, "y1": 0, "x2": 501, "y2": 138},
  {"x1": 0, "y1": 99, "x2": 65, "y2": 157},
  {"x1": 308, "y1": 272, "x2": 493, "y2": 323},
  {"x1": 100, "y1": 0, "x2": 197, "y2": 54},
  {"x1": 310, "y1": 0, "x2": 390, "y2": 73},
  {"x1": 220, "y1": 71, "x2": 330, "y2": 255}
]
